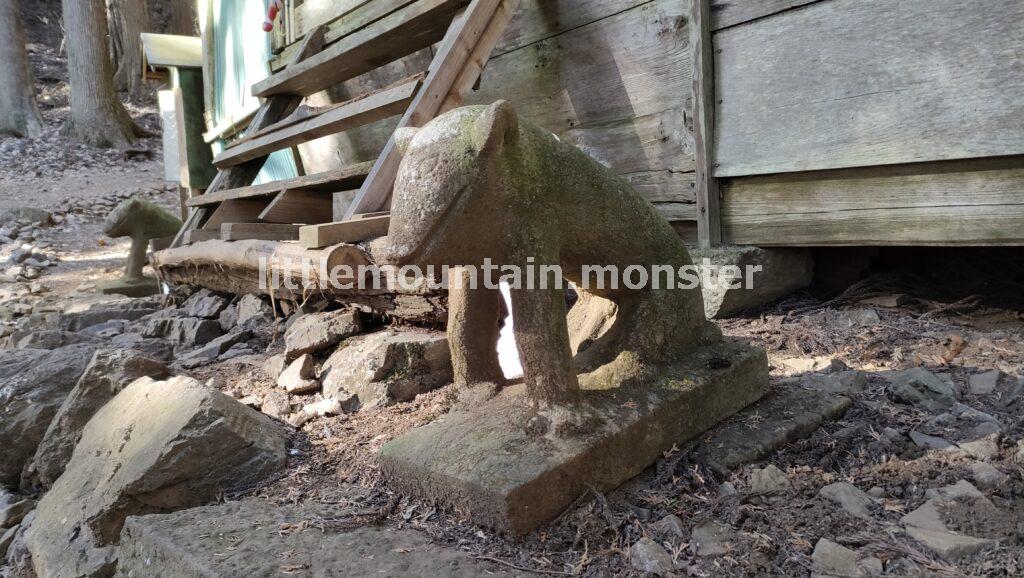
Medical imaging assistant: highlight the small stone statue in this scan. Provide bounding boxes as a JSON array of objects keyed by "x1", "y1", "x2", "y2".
[{"x1": 100, "y1": 197, "x2": 182, "y2": 297}]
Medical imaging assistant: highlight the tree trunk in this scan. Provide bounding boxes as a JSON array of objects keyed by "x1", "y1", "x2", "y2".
[
  {"x1": 106, "y1": 0, "x2": 150, "y2": 98},
  {"x1": 167, "y1": 0, "x2": 197, "y2": 36},
  {"x1": 63, "y1": 0, "x2": 139, "y2": 147},
  {"x1": 0, "y1": 0, "x2": 44, "y2": 137}
]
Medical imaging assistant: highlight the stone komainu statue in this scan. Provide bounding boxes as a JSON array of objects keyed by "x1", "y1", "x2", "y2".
[{"x1": 377, "y1": 101, "x2": 720, "y2": 417}]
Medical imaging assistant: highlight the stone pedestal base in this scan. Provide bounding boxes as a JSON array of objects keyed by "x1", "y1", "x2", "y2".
[
  {"x1": 98, "y1": 275, "x2": 161, "y2": 298},
  {"x1": 380, "y1": 339, "x2": 769, "y2": 535}
]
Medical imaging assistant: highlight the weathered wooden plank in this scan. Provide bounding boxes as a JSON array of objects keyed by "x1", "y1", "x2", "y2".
[
  {"x1": 253, "y1": 0, "x2": 468, "y2": 97},
  {"x1": 714, "y1": 0, "x2": 1024, "y2": 177},
  {"x1": 492, "y1": 0, "x2": 648, "y2": 57},
  {"x1": 299, "y1": 215, "x2": 391, "y2": 248},
  {"x1": 202, "y1": 199, "x2": 268, "y2": 231},
  {"x1": 184, "y1": 229, "x2": 220, "y2": 244},
  {"x1": 622, "y1": 170, "x2": 696, "y2": 205},
  {"x1": 221, "y1": 223, "x2": 301, "y2": 241},
  {"x1": 709, "y1": 0, "x2": 820, "y2": 30},
  {"x1": 188, "y1": 162, "x2": 374, "y2": 207},
  {"x1": 343, "y1": 0, "x2": 514, "y2": 217},
  {"x1": 721, "y1": 157, "x2": 1024, "y2": 246},
  {"x1": 215, "y1": 75, "x2": 423, "y2": 168},
  {"x1": 258, "y1": 190, "x2": 334, "y2": 224},
  {"x1": 689, "y1": 0, "x2": 719, "y2": 248}
]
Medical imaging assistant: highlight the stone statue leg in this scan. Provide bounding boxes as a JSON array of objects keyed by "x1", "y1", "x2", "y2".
[
  {"x1": 509, "y1": 282, "x2": 580, "y2": 407},
  {"x1": 448, "y1": 267, "x2": 506, "y2": 399}
]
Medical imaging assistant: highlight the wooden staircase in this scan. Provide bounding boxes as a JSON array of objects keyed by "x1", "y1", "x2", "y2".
[{"x1": 173, "y1": 0, "x2": 520, "y2": 250}]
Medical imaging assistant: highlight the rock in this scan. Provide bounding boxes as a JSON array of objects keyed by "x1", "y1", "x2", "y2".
[
  {"x1": 262, "y1": 354, "x2": 287, "y2": 379},
  {"x1": 29, "y1": 350, "x2": 169, "y2": 488},
  {"x1": 0, "y1": 525, "x2": 16, "y2": 559},
  {"x1": 969, "y1": 462, "x2": 1008, "y2": 490},
  {"x1": 690, "y1": 246, "x2": 813, "y2": 319},
  {"x1": 284, "y1": 309, "x2": 363, "y2": 359},
  {"x1": 901, "y1": 483, "x2": 996, "y2": 560},
  {"x1": 888, "y1": 367, "x2": 958, "y2": 410},
  {"x1": 143, "y1": 316, "x2": 222, "y2": 346},
  {"x1": 0, "y1": 208, "x2": 51, "y2": 226},
  {"x1": 969, "y1": 369, "x2": 1003, "y2": 395},
  {"x1": 924, "y1": 480, "x2": 987, "y2": 503},
  {"x1": 0, "y1": 345, "x2": 97, "y2": 487},
  {"x1": 182, "y1": 289, "x2": 229, "y2": 319},
  {"x1": 238, "y1": 395, "x2": 262, "y2": 408},
  {"x1": 704, "y1": 388, "x2": 852, "y2": 476},
  {"x1": 109, "y1": 333, "x2": 174, "y2": 363},
  {"x1": 910, "y1": 431, "x2": 956, "y2": 451},
  {"x1": 654, "y1": 514, "x2": 685, "y2": 538},
  {"x1": 812, "y1": 539, "x2": 862, "y2": 577},
  {"x1": 302, "y1": 397, "x2": 343, "y2": 417},
  {"x1": 867, "y1": 486, "x2": 885, "y2": 499},
  {"x1": 59, "y1": 300, "x2": 161, "y2": 331},
  {"x1": 278, "y1": 354, "x2": 319, "y2": 394},
  {"x1": 748, "y1": 464, "x2": 791, "y2": 495},
  {"x1": 837, "y1": 308, "x2": 881, "y2": 328},
  {"x1": 691, "y1": 520, "x2": 734, "y2": 557},
  {"x1": 287, "y1": 411, "x2": 311, "y2": 428},
  {"x1": 801, "y1": 370, "x2": 868, "y2": 395},
  {"x1": 958, "y1": 433, "x2": 1000, "y2": 460},
  {"x1": 904, "y1": 526, "x2": 993, "y2": 560},
  {"x1": 178, "y1": 329, "x2": 253, "y2": 368},
  {"x1": 116, "y1": 499, "x2": 525, "y2": 578},
  {"x1": 630, "y1": 537, "x2": 674, "y2": 576},
  {"x1": 321, "y1": 330, "x2": 452, "y2": 409},
  {"x1": 820, "y1": 482, "x2": 874, "y2": 520},
  {"x1": 77, "y1": 319, "x2": 129, "y2": 338},
  {"x1": 236, "y1": 294, "x2": 273, "y2": 327},
  {"x1": 217, "y1": 300, "x2": 239, "y2": 331},
  {"x1": 25, "y1": 376, "x2": 288, "y2": 577},
  {"x1": 718, "y1": 482, "x2": 738, "y2": 497},
  {"x1": 0, "y1": 499, "x2": 33, "y2": 529},
  {"x1": 260, "y1": 390, "x2": 291, "y2": 420},
  {"x1": 14, "y1": 329, "x2": 96, "y2": 350}
]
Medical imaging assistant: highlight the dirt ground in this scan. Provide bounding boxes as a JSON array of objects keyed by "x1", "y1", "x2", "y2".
[{"x1": 2, "y1": 4, "x2": 1022, "y2": 576}]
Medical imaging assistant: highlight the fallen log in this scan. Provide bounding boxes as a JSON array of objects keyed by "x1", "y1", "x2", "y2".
[{"x1": 150, "y1": 240, "x2": 446, "y2": 325}]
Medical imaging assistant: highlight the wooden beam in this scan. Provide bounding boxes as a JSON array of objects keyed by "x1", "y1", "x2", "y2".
[
  {"x1": 344, "y1": 0, "x2": 518, "y2": 218},
  {"x1": 202, "y1": 198, "x2": 268, "y2": 231},
  {"x1": 221, "y1": 222, "x2": 301, "y2": 241},
  {"x1": 298, "y1": 215, "x2": 391, "y2": 248},
  {"x1": 258, "y1": 190, "x2": 333, "y2": 224},
  {"x1": 253, "y1": 0, "x2": 468, "y2": 97},
  {"x1": 689, "y1": 0, "x2": 720, "y2": 248},
  {"x1": 171, "y1": 26, "x2": 328, "y2": 247},
  {"x1": 214, "y1": 75, "x2": 423, "y2": 168},
  {"x1": 188, "y1": 162, "x2": 374, "y2": 207},
  {"x1": 710, "y1": 0, "x2": 821, "y2": 31},
  {"x1": 184, "y1": 229, "x2": 220, "y2": 244}
]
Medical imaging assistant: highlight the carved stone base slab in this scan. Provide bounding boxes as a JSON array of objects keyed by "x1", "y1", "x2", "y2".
[
  {"x1": 379, "y1": 339, "x2": 769, "y2": 536},
  {"x1": 98, "y1": 275, "x2": 161, "y2": 298}
]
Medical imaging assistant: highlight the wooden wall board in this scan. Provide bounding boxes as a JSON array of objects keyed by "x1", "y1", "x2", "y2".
[
  {"x1": 221, "y1": 223, "x2": 302, "y2": 241},
  {"x1": 259, "y1": 190, "x2": 334, "y2": 224},
  {"x1": 201, "y1": 198, "x2": 269, "y2": 231},
  {"x1": 714, "y1": 0, "x2": 1024, "y2": 178},
  {"x1": 689, "y1": 0, "x2": 720, "y2": 247},
  {"x1": 721, "y1": 157, "x2": 1024, "y2": 246},
  {"x1": 709, "y1": 0, "x2": 820, "y2": 31}
]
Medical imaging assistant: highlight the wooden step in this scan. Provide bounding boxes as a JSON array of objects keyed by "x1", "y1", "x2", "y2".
[
  {"x1": 221, "y1": 223, "x2": 301, "y2": 241},
  {"x1": 258, "y1": 190, "x2": 334, "y2": 224},
  {"x1": 298, "y1": 215, "x2": 391, "y2": 248},
  {"x1": 187, "y1": 162, "x2": 375, "y2": 207},
  {"x1": 214, "y1": 75, "x2": 424, "y2": 169},
  {"x1": 252, "y1": 0, "x2": 468, "y2": 97}
]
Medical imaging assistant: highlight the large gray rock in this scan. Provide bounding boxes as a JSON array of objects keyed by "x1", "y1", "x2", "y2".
[
  {"x1": 59, "y1": 300, "x2": 162, "y2": 332},
  {"x1": 690, "y1": 245, "x2": 813, "y2": 319},
  {"x1": 181, "y1": 289, "x2": 229, "y2": 319},
  {"x1": 629, "y1": 537, "x2": 674, "y2": 576},
  {"x1": 25, "y1": 376, "x2": 288, "y2": 577},
  {"x1": 28, "y1": 350, "x2": 169, "y2": 489},
  {"x1": 142, "y1": 316, "x2": 222, "y2": 346},
  {"x1": 811, "y1": 539, "x2": 862, "y2": 577},
  {"x1": 14, "y1": 330, "x2": 97, "y2": 350},
  {"x1": 888, "y1": 367, "x2": 958, "y2": 410},
  {"x1": 820, "y1": 482, "x2": 874, "y2": 520},
  {"x1": 0, "y1": 345, "x2": 97, "y2": 487},
  {"x1": 283, "y1": 309, "x2": 363, "y2": 359},
  {"x1": 321, "y1": 330, "x2": 451, "y2": 409}
]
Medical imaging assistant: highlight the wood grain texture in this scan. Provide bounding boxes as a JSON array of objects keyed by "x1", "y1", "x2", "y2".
[
  {"x1": 188, "y1": 162, "x2": 374, "y2": 207},
  {"x1": 259, "y1": 190, "x2": 334, "y2": 224},
  {"x1": 714, "y1": 0, "x2": 1024, "y2": 177},
  {"x1": 221, "y1": 222, "x2": 301, "y2": 241},
  {"x1": 215, "y1": 75, "x2": 422, "y2": 168},
  {"x1": 253, "y1": 0, "x2": 468, "y2": 97},
  {"x1": 201, "y1": 198, "x2": 268, "y2": 231},
  {"x1": 689, "y1": 0, "x2": 719, "y2": 248},
  {"x1": 709, "y1": 0, "x2": 820, "y2": 30},
  {"x1": 721, "y1": 157, "x2": 1024, "y2": 246},
  {"x1": 299, "y1": 215, "x2": 391, "y2": 248}
]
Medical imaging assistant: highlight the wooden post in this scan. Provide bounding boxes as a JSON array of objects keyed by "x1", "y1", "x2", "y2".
[{"x1": 690, "y1": 0, "x2": 721, "y2": 248}]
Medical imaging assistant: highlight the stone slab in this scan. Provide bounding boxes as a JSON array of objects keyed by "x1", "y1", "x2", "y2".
[
  {"x1": 380, "y1": 340, "x2": 768, "y2": 536},
  {"x1": 98, "y1": 276, "x2": 162, "y2": 298},
  {"x1": 702, "y1": 387, "x2": 852, "y2": 476},
  {"x1": 690, "y1": 246, "x2": 813, "y2": 319},
  {"x1": 116, "y1": 499, "x2": 528, "y2": 577}
]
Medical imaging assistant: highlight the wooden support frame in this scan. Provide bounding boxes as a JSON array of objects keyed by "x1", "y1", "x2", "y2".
[
  {"x1": 342, "y1": 0, "x2": 521, "y2": 220},
  {"x1": 258, "y1": 190, "x2": 333, "y2": 224},
  {"x1": 690, "y1": 0, "x2": 721, "y2": 248}
]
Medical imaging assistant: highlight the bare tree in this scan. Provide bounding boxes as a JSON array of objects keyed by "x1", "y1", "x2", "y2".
[
  {"x1": 167, "y1": 0, "x2": 197, "y2": 36},
  {"x1": 63, "y1": 0, "x2": 140, "y2": 147},
  {"x1": 106, "y1": 0, "x2": 150, "y2": 98},
  {"x1": 0, "y1": 0, "x2": 44, "y2": 137}
]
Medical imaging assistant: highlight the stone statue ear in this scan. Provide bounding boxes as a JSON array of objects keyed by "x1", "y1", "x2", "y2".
[
  {"x1": 474, "y1": 100, "x2": 518, "y2": 154},
  {"x1": 394, "y1": 127, "x2": 419, "y2": 155}
]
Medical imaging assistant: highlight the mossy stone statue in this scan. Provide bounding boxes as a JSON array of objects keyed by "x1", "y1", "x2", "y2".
[{"x1": 99, "y1": 197, "x2": 182, "y2": 297}]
